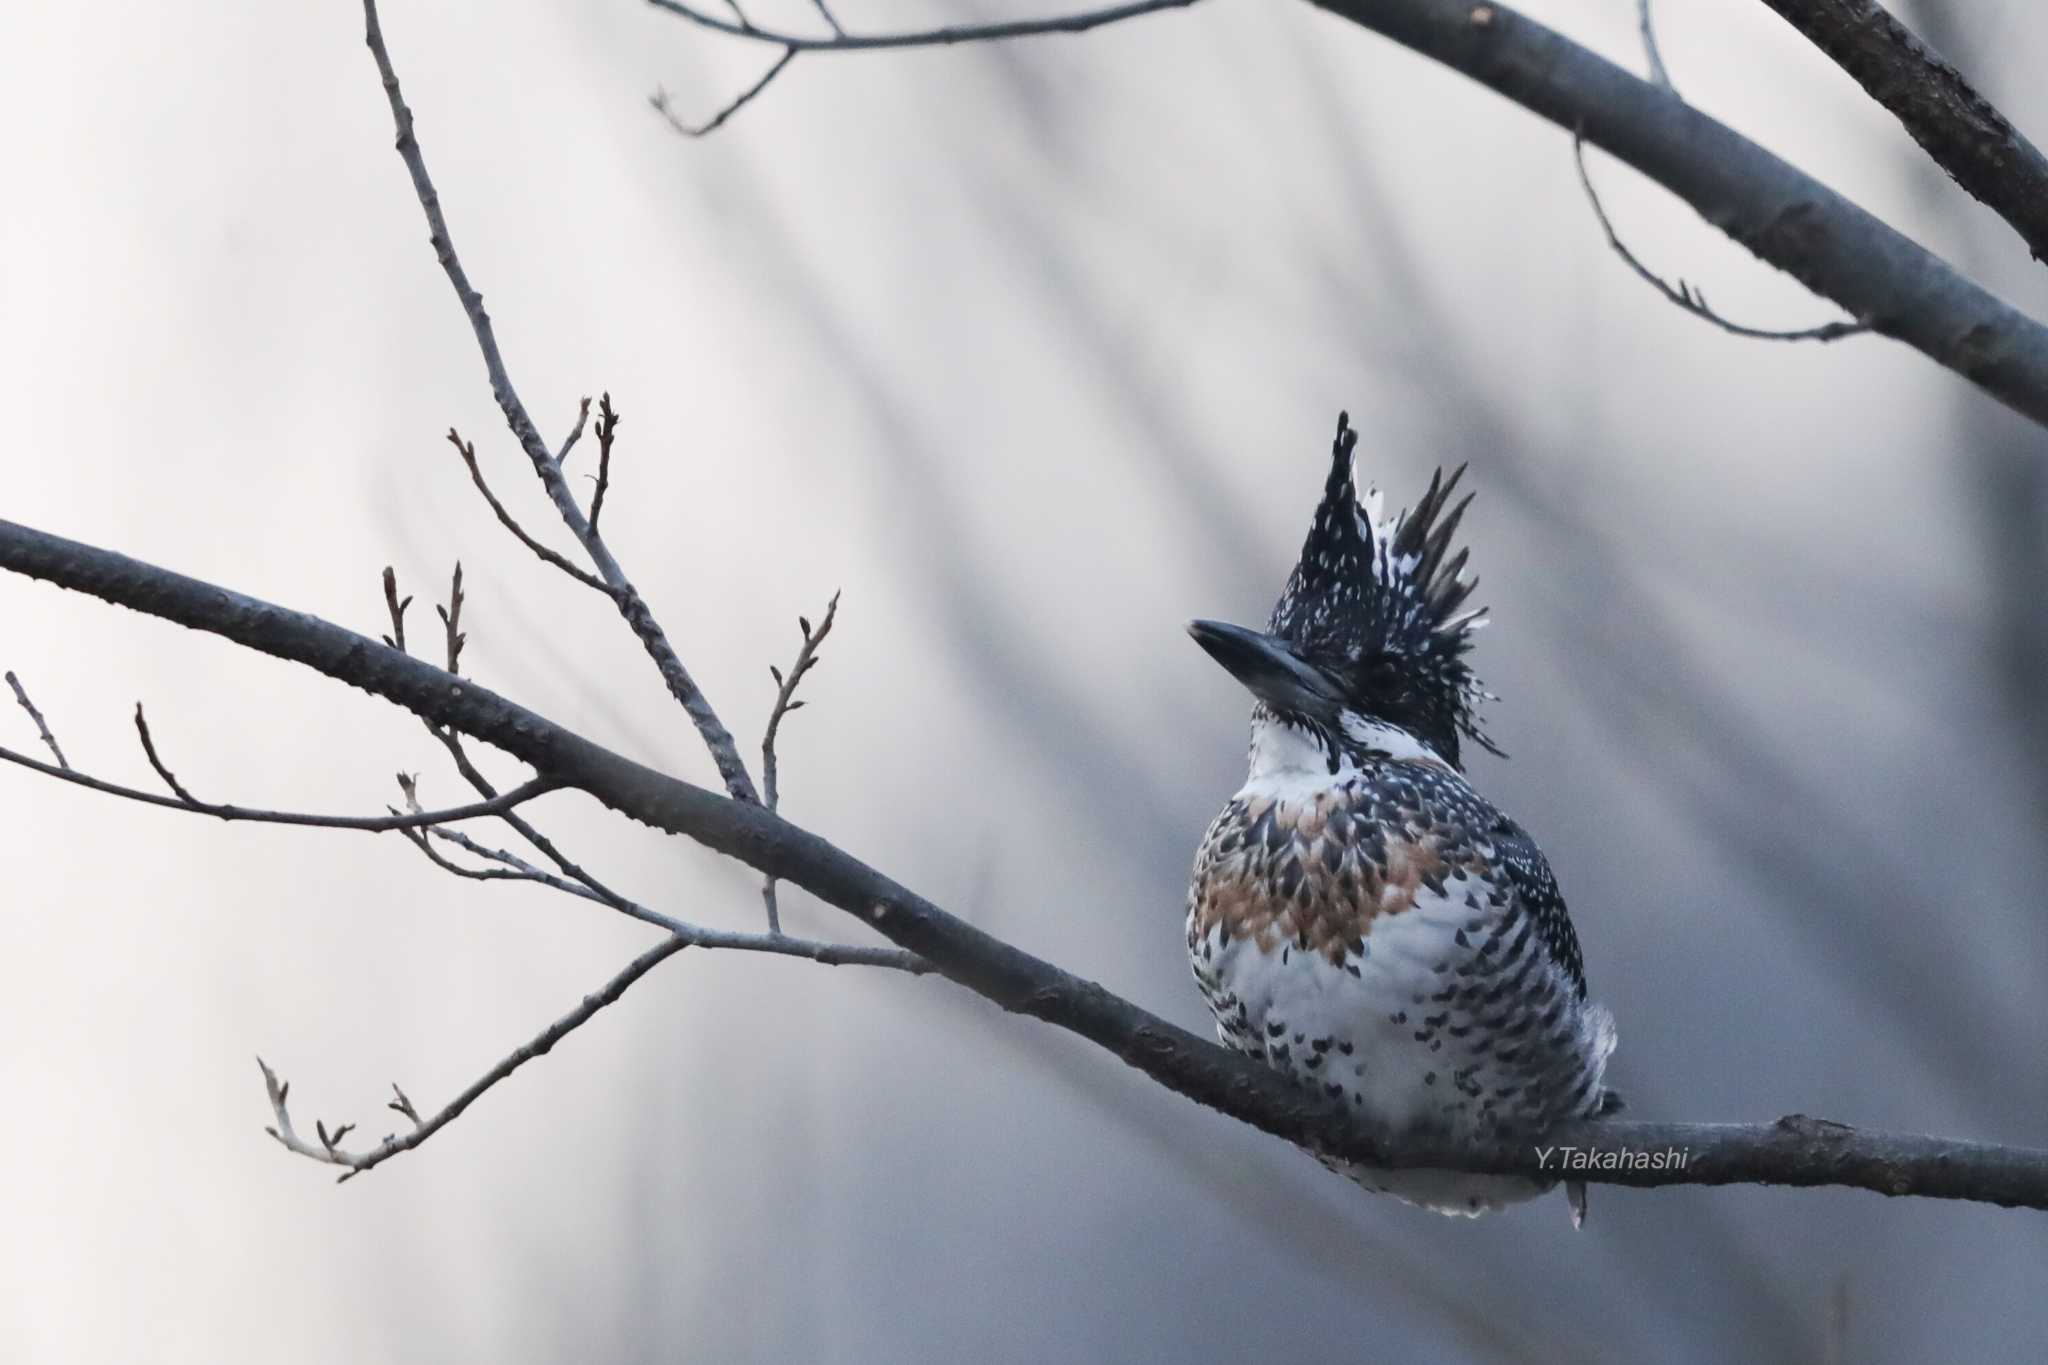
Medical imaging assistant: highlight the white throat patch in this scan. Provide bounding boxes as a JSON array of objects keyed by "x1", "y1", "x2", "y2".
[
  {"x1": 1244, "y1": 711, "x2": 1444, "y2": 788},
  {"x1": 1338, "y1": 712, "x2": 1445, "y2": 765}
]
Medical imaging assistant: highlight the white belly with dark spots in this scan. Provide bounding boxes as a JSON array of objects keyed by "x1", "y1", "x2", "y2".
[{"x1": 1188, "y1": 871, "x2": 1603, "y2": 1217}]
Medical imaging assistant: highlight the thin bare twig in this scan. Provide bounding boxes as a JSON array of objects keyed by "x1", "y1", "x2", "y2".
[
  {"x1": 402, "y1": 813, "x2": 926, "y2": 967},
  {"x1": 362, "y1": 0, "x2": 759, "y2": 800},
  {"x1": 381, "y1": 576, "x2": 906, "y2": 997},
  {"x1": 651, "y1": 47, "x2": 797, "y2": 138},
  {"x1": 1572, "y1": 135, "x2": 1869, "y2": 343},
  {"x1": 646, "y1": 0, "x2": 1201, "y2": 52},
  {"x1": 435, "y1": 561, "x2": 467, "y2": 673},
  {"x1": 380, "y1": 566, "x2": 413, "y2": 653},
  {"x1": 0, "y1": 730, "x2": 560, "y2": 832},
  {"x1": 257, "y1": 940, "x2": 687, "y2": 1182},
  {"x1": 5, "y1": 670, "x2": 68, "y2": 770},
  {"x1": 759, "y1": 591, "x2": 839, "y2": 933},
  {"x1": 393, "y1": 765, "x2": 924, "y2": 971},
  {"x1": 555, "y1": 396, "x2": 593, "y2": 469},
  {"x1": 1638, "y1": 0, "x2": 1673, "y2": 93},
  {"x1": 259, "y1": 916, "x2": 926, "y2": 1181},
  {"x1": 133, "y1": 704, "x2": 202, "y2": 805},
  {"x1": 642, "y1": 0, "x2": 1189, "y2": 142},
  {"x1": 588, "y1": 394, "x2": 618, "y2": 537},
  {"x1": 446, "y1": 431, "x2": 610, "y2": 593},
  {"x1": 383, "y1": 564, "x2": 637, "y2": 909},
  {"x1": 432, "y1": 728, "x2": 634, "y2": 900},
  {"x1": 763, "y1": 591, "x2": 839, "y2": 814},
  {"x1": 807, "y1": 0, "x2": 846, "y2": 38},
  {"x1": 273, "y1": 645, "x2": 923, "y2": 1188},
  {"x1": 399, "y1": 819, "x2": 552, "y2": 886}
]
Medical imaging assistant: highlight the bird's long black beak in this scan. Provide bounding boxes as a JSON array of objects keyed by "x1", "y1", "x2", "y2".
[{"x1": 1187, "y1": 619, "x2": 1341, "y2": 720}]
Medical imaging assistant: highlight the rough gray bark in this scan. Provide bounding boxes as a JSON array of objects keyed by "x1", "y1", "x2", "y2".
[
  {"x1": 1298, "y1": 0, "x2": 2048, "y2": 427},
  {"x1": 1757, "y1": 0, "x2": 2048, "y2": 264}
]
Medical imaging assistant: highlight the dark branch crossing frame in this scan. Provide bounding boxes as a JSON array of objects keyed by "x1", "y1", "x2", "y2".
[
  {"x1": 1, "y1": 0, "x2": 2045, "y2": 1207},
  {"x1": 648, "y1": 0, "x2": 2048, "y2": 430}
]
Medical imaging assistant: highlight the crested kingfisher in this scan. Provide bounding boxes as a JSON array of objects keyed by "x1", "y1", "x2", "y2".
[{"x1": 1185, "y1": 413, "x2": 1617, "y2": 1219}]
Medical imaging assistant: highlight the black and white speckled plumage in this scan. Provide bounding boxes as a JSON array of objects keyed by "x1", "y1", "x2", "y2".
[{"x1": 1185, "y1": 414, "x2": 1616, "y2": 1218}]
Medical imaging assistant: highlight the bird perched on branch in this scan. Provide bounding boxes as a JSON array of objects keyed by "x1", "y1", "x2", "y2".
[{"x1": 1185, "y1": 413, "x2": 1616, "y2": 1220}]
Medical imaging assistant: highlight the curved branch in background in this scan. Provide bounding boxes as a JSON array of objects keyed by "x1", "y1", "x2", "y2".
[
  {"x1": 4, "y1": 514, "x2": 2045, "y2": 1210},
  {"x1": 1300, "y1": 0, "x2": 2048, "y2": 427},
  {"x1": 646, "y1": 0, "x2": 1201, "y2": 52},
  {"x1": 1756, "y1": 0, "x2": 2048, "y2": 265},
  {"x1": 1573, "y1": 136, "x2": 1869, "y2": 343},
  {"x1": 643, "y1": 0, "x2": 2048, "y2": 429}
]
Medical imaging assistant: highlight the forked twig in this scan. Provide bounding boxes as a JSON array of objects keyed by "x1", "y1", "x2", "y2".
[
  {"x1": 446, "y1": 431, "x2": 610, "y2": 593},
  {"x1": 0, "y1": 722, "x2": 559, "y2": 833},
  {"x1": 259, "y1": 914, "x2": 925, "y2": 1181},
  {"x1": 651, "y1": 47, "x2": 797, "y2": 138},
  {"x1": 362, "y1": 0, "x2": 759, "y2": 801},
  {"x1": 589, "y1": 394, "x2": 619, "y2": 537},
  {"x1": 759, "y1": 591, "x2": 839, "y2": 932},
  {"x1": 257, "y1": 939, "x2": 688, "y2": 1182}
]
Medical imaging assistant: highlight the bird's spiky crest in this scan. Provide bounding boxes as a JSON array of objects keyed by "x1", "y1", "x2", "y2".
[{"x1": 1268, "y1": 412, "x2": 1500, "y2": 762}]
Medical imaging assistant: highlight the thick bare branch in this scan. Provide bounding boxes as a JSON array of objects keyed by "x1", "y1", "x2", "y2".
[
  {"x1": 5, "y1": 670, "x2": 68, "y2": 770},
  {"x1": 1298, "y1": 0, "x2": 2048, "y2": 427},
  {"x1": 7, "y1": 516, "x2": 2044, "y2": 1209},
  {"x1": 646, "y1": 0, "x2": 1201, "y2": 52},
  {"x1": 362, "y1": 0, "x2": 760, "y2": 802},
  {"x1": 1573, "y1": 137, "x2": 1869, "y2": 343},
  {"x1": 1756, "y1": 0, "x2": 2048, "y2": 264}
]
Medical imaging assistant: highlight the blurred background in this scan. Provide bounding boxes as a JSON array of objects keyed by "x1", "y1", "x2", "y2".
[{"x1": 3, "y1": 0, "x2": 2045, "y2": 1359}]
